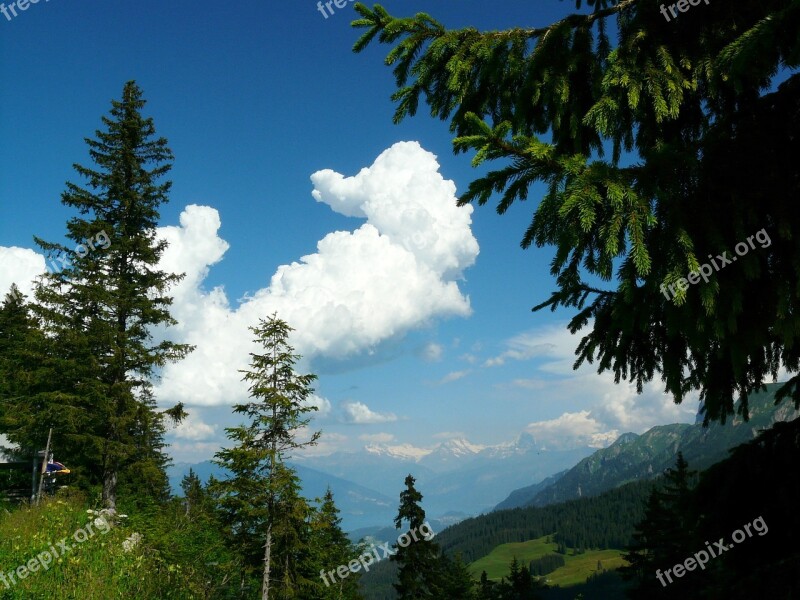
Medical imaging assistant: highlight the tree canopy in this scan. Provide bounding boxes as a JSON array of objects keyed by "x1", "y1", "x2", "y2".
[
  {"x1": 212, "y1": 315, "x2": 325, "y2": 599},
  {"x1": 352, "y1": 0, "x2": 800, "y2": 423},
  {"x1": 1, "y1": 81, "x2": 191, "y2": 509}
]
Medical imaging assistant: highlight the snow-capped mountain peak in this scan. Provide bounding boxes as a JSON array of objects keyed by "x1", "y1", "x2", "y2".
[
  {"x1": 357, "y1": 432, "x2": 549, "y2": 472},
  {"x1": 479, "y1": 432, "x2": 539, "y2": 459},
  {"x1": 364, "y1": 443, "x2": 431, "y2": 462},
  {"x1": 435, "y1": 437, "x2": 486, "y2": 456},
  {"x1": 363, "y1": 437, "x2": 486, "y2": 468}
]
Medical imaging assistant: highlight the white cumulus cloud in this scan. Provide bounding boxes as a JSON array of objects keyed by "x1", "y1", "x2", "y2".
[
  {"x1": 0, "y1": 247, "x2": 47, "y2": 299},
  {"x1": 302, "y1": 395, "x2": 332, "y2": 418},
  {"x1": 341, "y1": 401, "x2": 398, "y2": 424},
  {"x1": 495, "y1": 323, "x2": 700, "y2": 447},
  {"x1": 526, "y1": 411, "x2": 619, "y2": 450},
  {"x1": 155, "y1": 141, "x2": 479, "y2": 406},
  {"x1": 173, "y1": 416, "x2": 217, "y2": 441}
]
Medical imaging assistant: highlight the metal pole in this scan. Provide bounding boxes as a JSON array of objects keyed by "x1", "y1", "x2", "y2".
[
  {"x1": 36, "y1": 428, "x2": 52, "y2": 505},
  {"x1": 31, "y1": 450, "x2": 37, "y2": 503}
]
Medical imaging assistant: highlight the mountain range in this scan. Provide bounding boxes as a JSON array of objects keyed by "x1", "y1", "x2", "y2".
[
  {"x1": 495, "y1": 382, "x2": 800, "y2": 510},
  {"x1": 167, "y1": 384, "x2": 800, "y2": 533},
  {"x1": 293, "y1": 432, "x2": 595, "y2": 520},
  {"x1": 167, "y1": 432, "x2": 595, "y2": 531}
]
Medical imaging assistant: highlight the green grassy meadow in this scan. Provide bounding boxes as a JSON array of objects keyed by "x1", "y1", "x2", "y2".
[
  {"x1": 0, "y1": 491, "x2": 200, "y2": 599},
  {"x1": 468, "y1": 535, "x2": 627, "y2": 587}
]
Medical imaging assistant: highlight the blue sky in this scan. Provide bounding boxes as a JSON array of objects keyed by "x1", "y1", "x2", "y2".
[{"x1": 0, "y1": 0, "x2": 699, "y2": 462}]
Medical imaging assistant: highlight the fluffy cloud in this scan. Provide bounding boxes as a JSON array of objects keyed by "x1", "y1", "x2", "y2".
[
  {"x1": 302, "y1": 395, "x2": 332, "y2": 418},
  {"x1": 158, "y1": 204, "x2": 231, "y2": 299},
  {"x1": 173, "y1": 416, "x2": 217, "y2": 441},
  {"x1": 0, "y1": 142, "x2": 478, "y2": 411},
  {"x1": 438, "y1": 370, "x2": 470, "y2": 384},
  {"x1": 495, "y1": 323, "x2": 700, "y2": 446},
  {"x1": 0, "y1": 247, "x2": 47, "y2": 299},
  {"x1": 341, "y1": 401, "x2": 398, "y2": 424},
  {"x1": 310, "y1": 142, "x2": 478, "y2": 280},
  {"x1": 155, "y1": 141, "x2": 478, "y2": 406},
  {"x1": 526, "y1": 411, "x2": 619, "y2": 450}
]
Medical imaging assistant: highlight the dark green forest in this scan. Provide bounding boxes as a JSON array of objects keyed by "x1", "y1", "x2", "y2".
[{"x1": 436, "y1": 480, "x2": 653, "y2": 563}]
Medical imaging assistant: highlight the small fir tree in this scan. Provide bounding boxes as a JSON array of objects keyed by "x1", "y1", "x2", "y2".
[
  {"x1": 391, "y1": 475, "x2": 440, "y2": 599},
  {"x1": 212, "y1": 315, "x2": 320, "y2": 600}
]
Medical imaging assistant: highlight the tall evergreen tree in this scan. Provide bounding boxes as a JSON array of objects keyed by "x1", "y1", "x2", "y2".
[
  {"x1": 352, "y1": 1, "x2": 800, "y2": 424},
  {"x1": 478, "y1": 571, "x2": 498, "y2": 600},
  {"x1": 0, "y1": 285, "x2": 43, "y2": 457},
  {"x1": 181, "y1": 468, "x2": 206, "y2": 518},
  {"x1": 623, "y1": 453, "x2": 696, "y2": 598},
  {"x1": 211, "y1": 315, "x2": 320, "y2": 600},
  {"x1": 17, "y1": 81, "x2": 192, "y2": 510},
  {"x1": 0, "y1": 285, "x2": 109, "y2": 496},
  {"x1": 309, "y1": 488, "x2": 364, "y2": 599},
  {"x1": 494, "y1": 557, "x2": 544, "y2": 600},
  {"x1": 431, "y1": 552, "x2": 477, "y2": 600},
  {"x1": 391, "y1": 475, "x2": 440, "y2": 599}
]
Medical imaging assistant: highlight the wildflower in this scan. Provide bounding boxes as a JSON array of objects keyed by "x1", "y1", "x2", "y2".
[{"x1": 122, "y1": 532, "x2": 142, "y2": 553}]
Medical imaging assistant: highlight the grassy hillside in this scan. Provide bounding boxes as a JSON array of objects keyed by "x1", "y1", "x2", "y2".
[
  {"x1": 468, "y1": 536, "x2": 557, "y2": 579},
  {"x1": 0, "y1": 495, "x2": 178, "y2": 598},
  {"x1": 545, "y1": 550, "x2": 626, "y2": 587},
  {"x1": 0, "y1": 490, "x2": 235, "y2": 599},
  {"x1": 467, "y1": 535, "x2": 626, "y2": 585}
]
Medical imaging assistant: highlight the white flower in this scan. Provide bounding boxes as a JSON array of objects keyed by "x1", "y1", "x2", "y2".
[{"x1": 122, "y1": 532, "x2": 143, "y2": 553}]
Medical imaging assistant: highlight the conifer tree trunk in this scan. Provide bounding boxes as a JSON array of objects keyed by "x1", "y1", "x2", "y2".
[
  {"x1": 103, "y1": 466, "x2": 117, "y2": 511},
  {"x1": 261, "y1": 524, "x2": 272, "y2": 600},
  {"x1": 260, "y1": 351, "x2": 279, "y2": 600}
]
